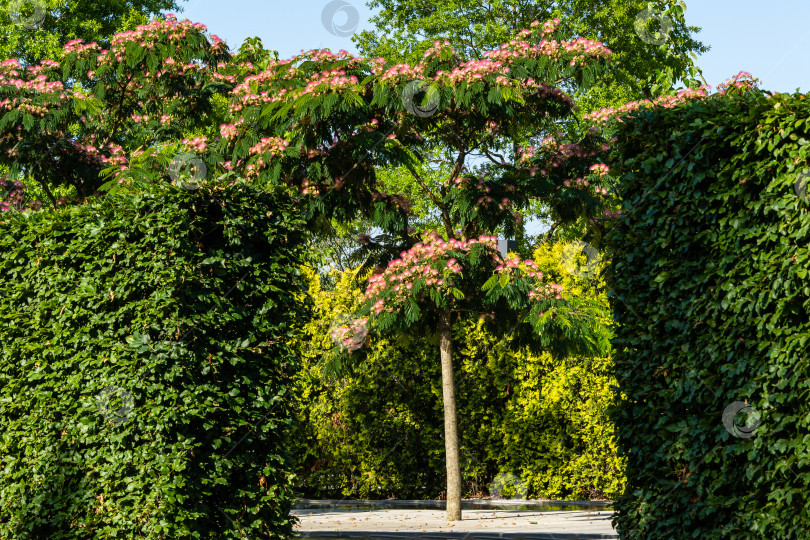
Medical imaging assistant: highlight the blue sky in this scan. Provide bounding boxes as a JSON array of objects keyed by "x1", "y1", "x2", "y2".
[{"x1": 175, "y1": 0, "x2": 810, "y2": 94}]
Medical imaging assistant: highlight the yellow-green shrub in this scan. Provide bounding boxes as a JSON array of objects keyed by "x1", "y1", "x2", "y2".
[{"x1": 291, "y1": 241, "x2": 625, "y2": 500}]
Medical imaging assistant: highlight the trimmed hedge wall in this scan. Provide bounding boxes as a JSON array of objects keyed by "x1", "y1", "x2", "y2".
[
  {"x1": 605, "y1": 90, "x2": 810, "y2": 538},
  {"x1": 0, "y1": 186, "x2": 309, "y2": 539}
]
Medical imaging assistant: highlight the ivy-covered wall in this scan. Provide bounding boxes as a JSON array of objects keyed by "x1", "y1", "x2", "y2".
[
  {"x1": 0, "y1": 186, "x2": 310, "y2": 539},
  {"x1": 605, "y1": 89, "x2": 810, "y2": 538}
]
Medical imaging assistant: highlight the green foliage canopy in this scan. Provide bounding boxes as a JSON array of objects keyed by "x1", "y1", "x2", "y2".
[
  {"x1": 355, "y1": 0, "x2": 708, "y2": 102},
  {"x1": 0, "y1": 0, "x2": 186, "y2": 65}
]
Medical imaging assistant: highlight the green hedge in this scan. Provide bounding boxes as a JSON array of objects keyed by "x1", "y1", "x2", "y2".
[
  {"x1": 0, "y1": 186, "x2": 309, "y2": 539},
  {"x1": 605, "y1": 89, "x2": 810, "y2": 538}
]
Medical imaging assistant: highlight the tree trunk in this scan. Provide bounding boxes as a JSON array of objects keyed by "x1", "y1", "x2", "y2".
[{"x1": 438, "y1": 309, "x2": 462, "y2": 521}]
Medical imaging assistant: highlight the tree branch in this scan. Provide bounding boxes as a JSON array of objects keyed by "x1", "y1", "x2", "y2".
[
  {"x1": 38, "y1": 176, "x2": 58, "y2": 209},
  {"x1": 405, "y1": 164, "x2": 455, "y2": 238}
]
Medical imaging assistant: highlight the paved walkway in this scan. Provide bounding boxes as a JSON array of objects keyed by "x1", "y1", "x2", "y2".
[{"x1": 293, "y1": 505, "x2": 618, "y2": 539}]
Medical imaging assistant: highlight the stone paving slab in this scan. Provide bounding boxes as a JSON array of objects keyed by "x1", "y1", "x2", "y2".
[{"x1": 293, "y1": 508, "x2": 618, "y2": 539}]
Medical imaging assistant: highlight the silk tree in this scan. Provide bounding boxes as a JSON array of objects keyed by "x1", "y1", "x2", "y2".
[{"x1": 210, "y1": 18, "x2": 614, "y2": 520}]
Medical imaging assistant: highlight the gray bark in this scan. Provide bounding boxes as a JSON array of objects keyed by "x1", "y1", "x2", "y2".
[{"x1": 438, "y1": 309, "x2": 462, "y2": 521}]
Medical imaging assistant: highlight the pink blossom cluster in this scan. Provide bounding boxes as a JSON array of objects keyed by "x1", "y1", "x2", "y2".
[
  {"x1": 0, "y1": 177, "x2": 28, "y2": 212},
  {"x1": 370, "y1": 191, "x2": 414, "y2": 213},
  {"x1": 232, "y1": 88, "x2": 286, "y2": 110},
  {"x1": 245, "y1": 136, "x2": 290, "y2": 177},
  {"x1": 527, "y1": 283, "x2": 565, "y2": 301},
  {"x1": 559, "y1": 169, "x2": 610, "y2": 196},
  {"x1": 531, "y1": 18, "x2": 562, "y2": 36},
  {"x1": 0, "y1": 69, "x2": 64, "y2": 98},
  {"x1": 441, "y1": 59, "x2": 506, "y2": 84},
  {"x1": 363, "y1": 231, "x2": 499, "y2": 315},
  {"x1": 483, "y1": 19, "x2": 611, "y2": 66},
  {"x1": 376, "y1": 62, "x2": 426, "y2": 82},
  {"x1": 422, "y1": 40, "x2": 458, "y2": 60},
  {"x1": 229, "y1": 51, "x2": 368, "y2": 110},
  {"x1": 161, "y1": 57, "x2": 204, "y2": 75},
  {"x1": 300, "y1": 178, "x2": 319, "y2": 196},
  {"x1": 716, "y1": 71, "x2": 760, "y2": 94},
  {"x1": 63, "y1": 40, "x2": 100, "y2": 56},
  {"x1": 230, "y1": 61, "x2": 297, "y2": 110},
  {"x1": 302, "y1": 147, "x2": 325, "y2": 159},
  {"x1": 25, "y1": 60, "x2": 60, "y2": 74},
  {"x1": 64, "y1": 16, "x2": 217, "y2": 89},
  {"x1": 535, "y1": 135, "x2": 607, "y2": 168},
  {"x1": 588, "y1": 163, "x2": 610, "y2": 177},
  {"x1": 495, "y1": 254, "x2": 564, "y2": 301},
  {"x1": 561, "y1": 177, "x2": 607, "y2": 196},
  {"x1": 585, "y1": 86, "x2": 712, "y2": 124},
  {"x1": 220, "y1": 19, "x2": 599, "y2": 152},
  {"x1": 0, "y1": 59, "x2": 20, "y2": 78},
  {"x1": 110, "y1": 15, "x2": 208, "y2": 49},
  {"x1": 299, "y1": 69, "x2": 359, "y2": 98},
  {"x1": 9, "y1": 101, "x2": 51, "y2": 116},
  {"x1": 354, "y1": 118, "x2": 380, "y2": 134},
  {"x1": 299, "y1": 49, "x2": 362, "y2": 65},
  {"x1": 65, "y1": 16, "x2": 210, "y2": 64},
  {"x1": 517, "y1": 145, "x2": 539, "y2": 163},
  {"x1": 528, "y1": 82, "x2": 575, "y2": 107},
  {"x1": 211, "y1": 70, "x2": 237, "y2": 84},
  {"x1": 563, "y1": 177, "x2": 590, "y2": 188},
  {"x1": 181, "y1": 136, "x2": 208, "y2": 154},
  {"x1": 248, "y1": 136, "x2": 289, "y2": 157},
  {"x1": 220, "y1": 123, "x2": 239, "y2": 139},
  {"x1": 70, "y1": 141, "x2": 128, "y2": 168},
  {"x1": 477, "y1": 194, "x2": 514, "y2": 211},
  {"x1": 130, "y1": 113, "x2": 171, "y2": 124},
  {"x1": 451, "y1": 176, "x2": 517, "y2": 210},
  {"x1": 330, "y1": 318, "x2": 369, "y2": 351},
  {"x1": 368, "y1": 22, "x2": 605, "y2": 99}
]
